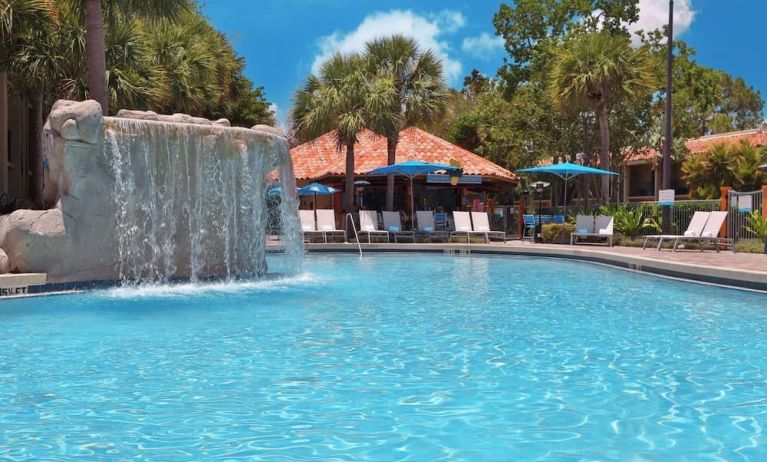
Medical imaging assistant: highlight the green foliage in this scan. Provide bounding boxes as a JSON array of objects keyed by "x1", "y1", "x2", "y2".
[
  {"x1": 541, "y1": 223, "x2": 575, "y2": 243},
  {"x1": 2, "y1": 0, "x2": 275, "y2": 126},
  {"x1": 744, "y1": 211, "x2": 767, "y2": 243},
  {"x1": 682, "y1": 141, "x2": 767, "y2": 198},
  {"x1": 598, "y1": 204, "x2": 661, "y2": 237},
  {"x1": 734, "y1": 239, "x2": 766, "y2": 254}
]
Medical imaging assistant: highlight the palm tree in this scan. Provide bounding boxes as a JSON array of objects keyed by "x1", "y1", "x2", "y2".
[
  {"x1": 292, "y1": 54, "x2": 396, "y2": 212},
  {"x1": 80, "y1": 0, "x2": 189, "y2": 114},
  {"x1": 549, "y1": 32, "x2": 655, "y2": 203},
  {"x1": 364, "y1": 35, "x2": 448, "y2": 211}
]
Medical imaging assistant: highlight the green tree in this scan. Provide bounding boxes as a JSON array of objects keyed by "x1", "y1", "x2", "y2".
[
  {"x1": 682, "y1": 141, "x2": 767, "y2": 198},
  {"x1": 364, "y1": 35, "x2": 447, "y2": 211},
  {"x1": 292, "y1": 54, "x2": 396, "y2": 212},
  {"x1": 548, "y1": 31, "x2": 655, "y2": 202}
]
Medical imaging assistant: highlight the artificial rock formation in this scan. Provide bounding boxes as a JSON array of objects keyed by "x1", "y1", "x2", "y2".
[{"x1": 0, "y1": 100, "x2": 302, "y2": 283}]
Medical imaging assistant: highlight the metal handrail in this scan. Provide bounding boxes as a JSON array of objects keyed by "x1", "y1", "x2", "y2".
[{"x1": 346, "y1": 213, "x2": 363, "y2": 257}]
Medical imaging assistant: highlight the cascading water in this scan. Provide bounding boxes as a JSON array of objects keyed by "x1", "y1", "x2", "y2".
[{"x1": 104, "y1": 118, "x2": 303, "y2": 284}]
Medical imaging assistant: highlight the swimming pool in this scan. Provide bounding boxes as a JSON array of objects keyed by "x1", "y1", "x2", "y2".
[{"x1": 1, "y1": 254, "x2": 766, "y2": 460}]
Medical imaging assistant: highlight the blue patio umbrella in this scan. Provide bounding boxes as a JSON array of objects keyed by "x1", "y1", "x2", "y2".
[
  {"x1": 518, "y1": 162, "x2": 618, "y2": 215},
  {"x1": 367, "y1": 161, "x2": 461, "y2": 214},
  {"x1": 298, "y1": 182, "x2": 340, "y2": 210}
]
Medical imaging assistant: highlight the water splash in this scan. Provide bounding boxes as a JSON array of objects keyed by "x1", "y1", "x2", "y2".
[{"x1": 104, "y1": 119, "x2": 302, "y2": 284}]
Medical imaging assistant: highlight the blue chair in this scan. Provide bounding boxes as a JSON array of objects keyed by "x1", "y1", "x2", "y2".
[
  {"x1": 523, "y1": 214, "x2": 536, "y2": 241},
  {"x1": 551, "y1": 215, "x2": 565, "y2": 224},
  {"x1": 434, "y1": 212, "x2": 448, "y2": 231}
]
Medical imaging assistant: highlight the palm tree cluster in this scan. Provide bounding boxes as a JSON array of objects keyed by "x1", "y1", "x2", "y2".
[
  {"x1": 1, "y1": 0, "x2": 274, "y2": 206},
  {"x1": 682, "y1": 141, "x2": 767, "y2": 198},
  {"x1": 291, "y1": 35, "x2": 448, "y2": 213}
]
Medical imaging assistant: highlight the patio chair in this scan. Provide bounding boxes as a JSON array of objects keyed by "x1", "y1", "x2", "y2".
[
  {"x1": 382, "y1": 211, "x2": 415, "y2": 243},
  {"x1": 315, "y1": 209, "x2": 346, "y2": 243},
  {"x1": 359, "y1": 210, "x2": 389, "y2": 243},
  {"x1": 434, "y1": 212, "x2": 448, "y2": 231},
  {"x1": 450, "y1": 211, "x2": 485, "y2": 243},
  {"x1": 415, "y1": 211, "x2": 450, "y2": 242},
  {"x1": 642, "y1": 211, "x2": 709, "y2": 251},
  {"x1": 569, "y1": 215, "x2": 595, "y2": 245},
  {"x1": 522, "y1": 214, "x2": 536, "y2": 241},
  {"x1": 299, "y1": 210, "x2": 323, "y2": 243},
  {"x1": 667, "y1": 211, "x2": 728, "y2": 252},
  {"x1": 470, "y1": 211, "x2": 507, "y2": 243},
  {"x1": 570, "y1": 215, "x2": 613, "y2": 246}
]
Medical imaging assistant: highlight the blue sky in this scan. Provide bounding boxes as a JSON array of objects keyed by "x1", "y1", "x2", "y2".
[{"x1": 202, "y1": 0, "x2": 767, "y2": 125}]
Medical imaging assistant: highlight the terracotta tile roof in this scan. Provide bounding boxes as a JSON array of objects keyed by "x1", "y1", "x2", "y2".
[
  {"x1": 290, "y1": 127, "x2": 515, "y2": 182},
  {"x1": 624, "y1": 126, "x2": 767, "y2": 164}
]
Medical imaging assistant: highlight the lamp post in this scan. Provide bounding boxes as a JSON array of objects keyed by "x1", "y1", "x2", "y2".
[
  {"x1": 661, "y1": 0, "x2": 674, "y2": 234},
  {"x1": 531, "y1": 181, "x2": 550, "y2": 243}
]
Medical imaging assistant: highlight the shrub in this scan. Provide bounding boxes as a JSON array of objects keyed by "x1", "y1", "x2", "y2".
[
  {"x1": 541, "y1": 223, "x2": 575, "y2": 243},
  {"x1": 744, "y1": 210, "x2": 767, "y2": 243},
  {"x1": 598, "y1": 204, "x2": 661, "y2": 237},
  {"x1": 734, "y1": 239, "x2": 765, "y2": 254}
]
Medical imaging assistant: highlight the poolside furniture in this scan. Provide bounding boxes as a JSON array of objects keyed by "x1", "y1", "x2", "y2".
[
  {"x1": 522, "y1": 214, "x2": 536, "y2": 241},
  {"x1": 415, "y1": 211, "x2": 450, "y2": 242},
  {"x1": 299, "y1": 210, "x2": 323, "y2": 243},
  {"x1": 359, "y1": 210, "x2": 390, "y2": 243},
  {"x1": 667, "y1": 211, "x2": 728, "y2": 252},
  {"x1": 434, "y1": 212, "x2": 448, "y2": 231},
  {"x1": 642, "y1": 211, "x2": 710, "y2": 251},
  {"x1": 470, "y1": 211, "x2": 507, "y2": 242},
  {"x1": 315, "y1": 209, "x2": 346, "y2": 243},
  {"x1": 382, "y1": 211, "x2": 415, "y2": 243},
  {"x1": 450, "y1": 211, "x2": 487, "y2": 243},
  {"x1": 570, "y1": 215, "x2": 613, "y2": 246}
]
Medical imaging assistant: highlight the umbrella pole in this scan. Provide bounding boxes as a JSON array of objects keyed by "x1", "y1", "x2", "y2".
[{"x1": 410, "y1": 176, "x2": 415, "y2": 226}]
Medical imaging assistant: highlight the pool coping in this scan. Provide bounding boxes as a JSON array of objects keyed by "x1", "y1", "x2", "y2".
[
  {"x1": 1, "y1": 243, "x2": 764, "y2": 298},
  {"x1": 302, "y1": 243, "x2": 767, "y2": 293}
]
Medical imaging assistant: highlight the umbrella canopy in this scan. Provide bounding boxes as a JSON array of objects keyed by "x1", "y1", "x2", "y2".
[
  {"x1": 367, "y1": 160, "x2": 460, "y2": 178},
  {"x1": 367, "y1": 161, "x2": 461, "y2": 216},
  {"x1": 354, "y1": 180, "x2": 371, "y2": 186},
  {"x1": 518, "y1": 162, "x2": 618, "y2": 215},
  {"x1": 298, "y1": 182, "x2": 340, "y2": 196}
]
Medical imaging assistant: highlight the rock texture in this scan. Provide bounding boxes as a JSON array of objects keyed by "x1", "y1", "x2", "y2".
[
  {"x1": 0, "y1": 100, "x2": 299, "y2": 283},
  {"x1": 0, "y1": 249, "x2": 8, "y2": 274}
]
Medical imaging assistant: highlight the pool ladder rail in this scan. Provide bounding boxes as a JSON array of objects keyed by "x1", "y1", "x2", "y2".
[{"x1": 345, "y1": 213, "x2": 363, "y2": 257}]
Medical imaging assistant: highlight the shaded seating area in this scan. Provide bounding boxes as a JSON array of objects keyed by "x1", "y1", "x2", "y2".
[
  {"x1": 570, "y1": 215, "x2": 614, "y2": 246},
  {"x1": 359, "y1": 210, "x2": 390, "y2": 243},
  {"x1": 382, "y1": 211, "x2": 415, "y2": 243},
  {"x1": 415, "y1": 211, "x2": 449, "y2": 242}
]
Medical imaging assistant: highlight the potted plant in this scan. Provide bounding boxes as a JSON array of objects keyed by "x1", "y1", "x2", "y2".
[{"x1": 744, "y1": 210, "x2": 767, "y2": 254}]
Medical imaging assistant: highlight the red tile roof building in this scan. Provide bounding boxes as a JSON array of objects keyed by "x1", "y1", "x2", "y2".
[
  {"x1": 625, "y1": 126, "x2": 767, "y2": 164},
  {"x1": 290, "y1": 127, "x2": 515, "y2": 182}
]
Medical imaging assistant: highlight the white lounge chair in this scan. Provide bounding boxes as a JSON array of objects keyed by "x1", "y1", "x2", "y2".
[
  {"x1": 450, "y1": 211, "x2": 485, "y2": 243},
  {"x1": 643, "y1": 211, "x2": 709, "y2": 251},
  {"x1": 570, "y1": 215, "x2": 595, "y2": 245},
  {"x1": 415, "y1": 211, "x2": 449, "y2": 242},
  {"x1": 382, "y1": 211, "x2": 415, "y2": 243},
  {"x1": 667, "y1": 211, "x2": 728, "y2": 252},
  {"x1": 359, "y1": 210, "x2": 389, "y2": 243},
  {"x1": 570, "y1": 215, "x2": 613, "y2": 246},
  {"x1": 315, "y1": 209, "x2": 346, "y2": 243},
  {"x1": 299, "y1": 210, "x2": 323, "y2": 243},
  {"x1": 470, "y1": 211, "x2": 507, "y2": 242}
]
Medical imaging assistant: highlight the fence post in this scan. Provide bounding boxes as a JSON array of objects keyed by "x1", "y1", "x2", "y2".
[
  {"x1": 719, "y1": 186, "x2": 730, "y2": 239},
  {"x1": 517, "y1": 196, "x2": 527, "y2": 239},
  {"x1": 762, "y1": 184, "x2": 767, "y2": 218}
]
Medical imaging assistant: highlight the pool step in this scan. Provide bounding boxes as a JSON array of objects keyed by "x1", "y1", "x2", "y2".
[{"x1": 0, "y1": 273, "x2": 47, "y2": 297}]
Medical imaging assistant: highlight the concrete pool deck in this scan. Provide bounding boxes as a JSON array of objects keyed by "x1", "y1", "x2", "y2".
[{"x1": 302, "y1": 241, "x2": 767, "y2": 292}]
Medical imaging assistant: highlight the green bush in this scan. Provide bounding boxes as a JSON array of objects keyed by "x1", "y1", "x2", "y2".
[
  {"x1": 734, "y1": 239, "x2": 766, "y2": 254},
  {"x1": 541, "y1": 223, "x2": 575, "y2": 243},
  {"x1": 598, "y1": 204, "x2": 661, "y2": 237},
  {"x1": 744, "y1": 210, "x2": 767, "y2": 243}
]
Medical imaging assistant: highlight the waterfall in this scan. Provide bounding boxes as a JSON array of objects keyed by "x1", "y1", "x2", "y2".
[{"x1": 104, "y1": 118, "x2": 303, "y2": 284}]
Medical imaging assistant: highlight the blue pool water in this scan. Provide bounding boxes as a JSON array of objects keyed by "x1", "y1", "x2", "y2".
[{"x1": 1, "y1": 254, "x2": 767, "y2": 461}]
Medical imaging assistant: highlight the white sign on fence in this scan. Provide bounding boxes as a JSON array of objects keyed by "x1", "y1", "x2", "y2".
[
  {"x1": 737, "y1": 195, "x2": 753, "y2": 212},
  {"x1": 658, "y1": 189, "x2": 675, "y2": 206}
]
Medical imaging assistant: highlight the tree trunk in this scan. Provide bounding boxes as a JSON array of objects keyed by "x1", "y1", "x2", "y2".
[
  {"x1": 28, "y1": 86, "x2": 44, "y2": 208},
  {"x1": 85, "y1": 0, "x2": 108, "y2": 114},
  {"x1": 596, "y1": 103, "x2": 611, "y2": 204},
  {"x1": 385, "y1": 132, "x2": 398, "y2": 211},
  {"x1": 343, "y1": 143, "x2": 355, "y2": 213}
]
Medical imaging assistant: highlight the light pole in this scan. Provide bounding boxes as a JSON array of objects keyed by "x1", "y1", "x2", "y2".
[
  {"x1": 662, "y1": 0, "x2": 674, "y2": 233},
  {"x1": 531, "y1": 181, "x2": 550, "y2": 243}
]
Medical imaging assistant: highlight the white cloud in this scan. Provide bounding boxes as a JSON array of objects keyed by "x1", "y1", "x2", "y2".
[
  {"x1": 629, "y1": 0, "x2": 696, "y2": 42},
  {"x1": 310, "y1": 9, "x2": 465, "y2": 83},
  {"x1": 268, "y1": 103, "x2": 279, "y2": 119},
  {"x1": 461, "y1": 32, "x2": 504, "y2": 60}
]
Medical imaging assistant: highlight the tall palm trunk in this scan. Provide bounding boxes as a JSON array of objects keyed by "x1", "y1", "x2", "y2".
[
  {"x1": 343, "y1": 143, "x2": 355, "y2": 213},
  {"x1": 596, "y1": 103, "x2": 611, "y2": 203},
  {"x1": 85, "y1": 0, "x2": 108, "y2": 114},
  {"x1": 28, "y1": 86, "x2": 44, "y2": 208},
  {"x1": 385, "y1": 132, "x2": 398, "y2": 211}
]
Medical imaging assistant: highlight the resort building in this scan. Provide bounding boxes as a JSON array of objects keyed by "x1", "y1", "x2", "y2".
[
  {"x1": 290, "y1": 127, "x2": 516, "y2": 213},
  {"x1": 623, "y1": 125, "x2": 767, "y2": 201}
]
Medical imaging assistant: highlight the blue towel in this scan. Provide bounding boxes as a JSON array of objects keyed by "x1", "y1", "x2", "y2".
[
  {"x1": 387, "y1": 226, "x2": 400, "y2": 232},
  {"x1": 423, "y1": 226, "x2": 433, "y2": 232}
]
